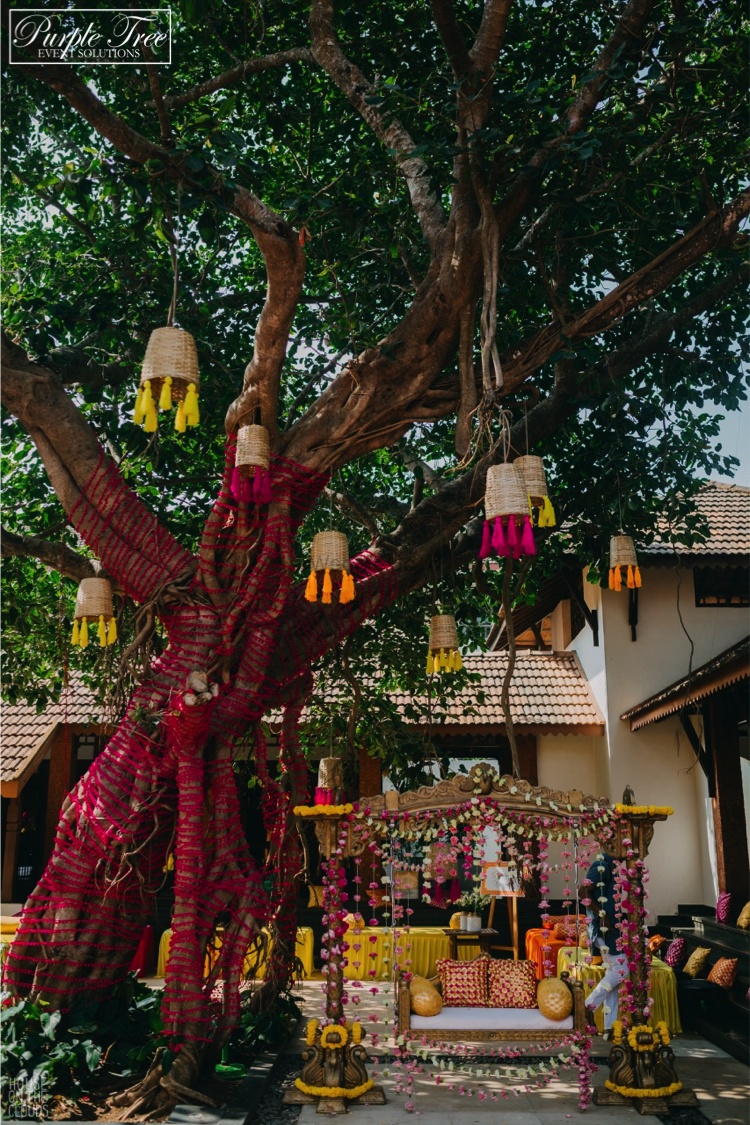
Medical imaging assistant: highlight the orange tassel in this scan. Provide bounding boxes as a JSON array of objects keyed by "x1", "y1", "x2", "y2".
[
  {"x1": 614, "y1": 564, "x2": 622, "y2": 592},
  {"x1": 627, "y1": 564, "x2": 635, "y2": 589},
  {"x1": 305, "y1": 572, "x2": 318, "y2": 602},
  {"x1": 322, "y1": 568, "x2": 332, "y2": 604},
  {"x1": 634, "y1": 566, "x2": 642, "y2": 588},
  {"x1": 608, "y1": 568, "x2": 615, "y2": 590}
]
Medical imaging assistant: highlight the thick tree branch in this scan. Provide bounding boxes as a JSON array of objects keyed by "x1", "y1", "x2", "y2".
[
  {"x1": 469, "y1": 0, "x2": 514, "y2": 74},
  {"x1": 430, "y1": 0, "x2": 472, "y2": 79},
  {"x1": 1, "y1": 527, "x2": 101, "y2": 584},
  {"x1": 324, "y1": 489, "x2": 380, "y2": 539},
  {"x1": 163, "y1": 48, "x2": 315, "y2": 109},
  {"x1": 309, "y1": 0, "x2": 446, "y2": 246}
]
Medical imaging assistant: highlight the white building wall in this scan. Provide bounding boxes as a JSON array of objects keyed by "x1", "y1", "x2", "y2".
[{"x1": 569, "y1": 565, "x2": 747, "y2": 918}]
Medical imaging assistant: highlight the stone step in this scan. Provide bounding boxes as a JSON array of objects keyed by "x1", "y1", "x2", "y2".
[{"x1": 680, "y1": 918, "x2": 750, "y2": 957}]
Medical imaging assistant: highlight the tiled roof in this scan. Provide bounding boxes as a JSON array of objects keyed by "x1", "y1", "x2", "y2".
[
  {"x1": 642, "y1": 482, "x2": 750, "y2": 558},
  {"x1": 1, "y1": 679, "x2": 101, "y2": 793},
  {"x1": 374, "y1": 651, "x2": 604, "y2": 733}
]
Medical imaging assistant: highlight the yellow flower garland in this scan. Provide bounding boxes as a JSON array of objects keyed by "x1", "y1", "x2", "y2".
[
  {"x1": 293, "y1": 804, "x2": 354, "y2": 817},
  {"x1": 614, "y1": 804, "x2": 674, "y2": 816},
  {"x1": 305, "y1": 1019, "x2": 319, "y2": 1047},
  {"x1": 605, "y1": 1080, "x2": 682, "y2": 1099},
  {"x1": 611, "y1": 1020, "x2": 624, "y2": 1045},
  {"x1": 352, "y1": 1021, "x2": 362, "y2": 1044},
  {"x1": 320, "y1": 1024, "x2": 348, "y2": 1049},
  {"x1": 294, "y1": 1078, "x2": 374, "y2": 1099}
]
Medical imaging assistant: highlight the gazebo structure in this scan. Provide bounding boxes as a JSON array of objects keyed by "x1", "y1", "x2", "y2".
[{"x1": 285, "y1": 765, "x2": 700, "y2": 1116}]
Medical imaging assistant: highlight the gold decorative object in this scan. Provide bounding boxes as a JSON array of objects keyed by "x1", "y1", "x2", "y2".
[{"x1": 71, "y1": 577, "x2": 116, "y2": 648}]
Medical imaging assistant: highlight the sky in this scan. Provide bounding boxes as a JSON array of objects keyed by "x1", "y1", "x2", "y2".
[{"x1": 714, "y1": 401, "x2": 750, "y2": 487}]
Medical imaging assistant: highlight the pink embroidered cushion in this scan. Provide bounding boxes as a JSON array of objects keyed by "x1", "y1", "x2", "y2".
[
  {"x1": 716, "y1": 892, "x2": 732, "y2": 924},
  {"x1": 664, "y1": 937, "x2": 687, "y2": 969},
  {"x1": 435, "y1": 957, "x2": 489, "y2": 1007},
  {"x1": 487, "y1": 958, "x2": 537, "y2": 1009}
]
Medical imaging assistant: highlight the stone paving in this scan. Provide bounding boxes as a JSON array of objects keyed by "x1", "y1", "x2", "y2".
[{"x1": 283, "y1": 981, "x2": 749, "y2": 1125}]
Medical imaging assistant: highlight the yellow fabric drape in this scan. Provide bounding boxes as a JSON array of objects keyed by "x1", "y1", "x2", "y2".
[
  {"x1": 557, "y1": 948, "x2": 682, "y2": 1034},
  {"x1": 156, "y1": 926, "x2": 314, "y2": 980},
  {"x1": 343, "y1": 925, "x2": 484, "y2": 981}
]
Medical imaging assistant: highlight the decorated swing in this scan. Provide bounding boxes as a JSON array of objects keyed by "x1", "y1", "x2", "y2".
[{"x1": 285, "y1": 764, "x2": 698, "y2": 1116}]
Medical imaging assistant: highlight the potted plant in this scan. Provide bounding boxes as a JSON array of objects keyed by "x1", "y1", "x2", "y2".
[{"x1": 457, "y1": 891, "x2": 491, "y2": 931}]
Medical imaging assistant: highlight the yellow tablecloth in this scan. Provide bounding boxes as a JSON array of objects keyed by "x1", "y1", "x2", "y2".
[
  {"x1": 156, "y1": 926, "x2": 314, "y2": 980},
  {"x1": 557, "y1": 947, "x2": 682, "y2": 1034},
  {"x1": 343, "y1": 925, "x2": 485, "y2": 981}
]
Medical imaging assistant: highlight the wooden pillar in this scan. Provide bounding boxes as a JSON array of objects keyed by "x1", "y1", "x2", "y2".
[
  {"x1": 517, "y1": 733, "x2": 538, "y2": 785},
  {"x1": 706, "y1": 698, "x2": 750, "y2": 902},
  {"x1": 44, "y1": 724, "x2": 76, "y2": 863},
  {"x1": 2, "y1": 798, "x2": 21, "y2": 902}
]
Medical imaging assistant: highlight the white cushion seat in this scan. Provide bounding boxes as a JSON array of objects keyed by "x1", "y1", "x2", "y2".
[{"x1": 409, "y1": 1006, "x2": 573, "y2": 1031}]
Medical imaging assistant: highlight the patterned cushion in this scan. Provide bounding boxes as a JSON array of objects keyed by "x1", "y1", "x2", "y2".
[
  {"x1": 707, "y1": 957, "x2": 738, "y2": 990},
  {"x1": 543, "y1": 914, "x2": 587, "y2": 930},
  {"x1": 553, "y1": 921, "x2": 579, "y2": 942},
  {"x1": 664, "y1": 937, "x2": 687, "y2": 969},
  {"x1": 487, "y1": 958, "x2": 537, "y2": 1009},
  {"x1": 737, "y1": 902, "x2": 750, "y2": 931},
  {"x1": 537, "y1": 976, "x2": 573, "y2": 1020},
  {"x1": 410, "y1": 975, "x2": 443, "y2": 1016},
  {"x1": 435, "y1": 957, "x2": 488, "y2": 1007},
  {"x1": 716, "y1": 892, "x2": 732, "y2": 924},
  {"x1": 683, "y1": 946, "x2": 711, "y2": 978}
]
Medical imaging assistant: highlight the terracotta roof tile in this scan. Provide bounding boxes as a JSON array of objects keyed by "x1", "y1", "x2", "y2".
[
  {"x1": 1, "y1": 679, "x2": 100, "y2": 785},
  {"x1": 642, "y1": 481, "x2": 750, "y2": 557}
]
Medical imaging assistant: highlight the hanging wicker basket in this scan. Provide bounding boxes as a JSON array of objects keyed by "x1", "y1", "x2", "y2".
[
  {"x1": 609, "y1": 535, "x2": 641, "y2": 592},
  {"x1": 480, "y1": 464, "x2": 536, "y2": 561},
  {"x1": 134, "y1": 327, "x2": 200, "y2": 433},
  {"x1": 72, "y1": 578, "x2": 116, "y2": 648},
  {"x1": 485, "y1": 464, "x2": 527, "y2": 521},
  {"x1": 314, "y1": 756, "x2": 345, "y2": 806},
  {"x1": 305, "y1": 531, "x2": 355, "y2": 605},
  {"x1": 236, "y1": 424, "x2": 270, "y2": 475},
  {"x1": 516, "y1": 454, "x2": 556, "y2": 527},
  {"x1": 427, "y1": 614, "x2": 462, "y2": 675}
]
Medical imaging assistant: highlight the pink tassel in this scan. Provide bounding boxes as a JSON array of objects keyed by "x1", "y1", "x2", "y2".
[
  {"x1": 449, "y1": 878, "x2": 461, "y2": 903},
  {"x1": 252, "y1": 465, "x2": 262, "y2": 503},
  {"x1": 507, "y1": 516, "x2": 521, "y2": 558},
  {"x1": 491, "y1": 516, "x2": 508, "y2": 556},
  {"x1": 260, "y1": 470, "x2": 272, "y2": 504},
  {"x1": 240, "y1": 477, "x2": 253, "y2": 505},
  {"x1": 479, "y1": 520, "x2": 492, "y2": 560},
  {"x1": 230, "y1": 467, "x2": 240, "y2": 500},
  {"x1": 521, "y1": 515, "x2": 536, "y2": 556},
  {"x1": 432, "y1": 883, "x2": 447, "y2": 910}
]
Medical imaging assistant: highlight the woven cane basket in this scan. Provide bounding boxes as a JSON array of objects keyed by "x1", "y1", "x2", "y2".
[
  {"x1": 429, "y1": 614, "x2": 459, "y2": 653},
  {"x1": 610, "y1": 535, "x2": 638, "y2": 569},
  {"x1": 311, "y1": 531, "x2": 350, "y2": 574},
  {"x1": 74, "y1": 578, "x2": 114, "y2": 622},
  {"x1": 515, "y1": 455, "x2": 548, "y2": 503},
  {"x1": 140, "y1": 327, "x2": 200, "y2": 400},
  {"x1": 236, "y1": 423, "x2": 270, "y2": 475},
  {"x1": 485, "y1": 463, "x2": 528, "y2": 521},
  {"x1": 317, "y1": 757, "x2": 344, "y2": 790}
]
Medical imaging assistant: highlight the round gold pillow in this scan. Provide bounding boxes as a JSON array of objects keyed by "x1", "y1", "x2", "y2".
[
  {"x1": 410, "y1": 975, "x2": 443, "y2": 1016},
  {"x1": 737, "y1": 901, "x2": 750, "y2": 930},
  {"x1": 449, "y1": 912, "x2": 462, "y2": 930},
  {"x1": 537, "y1": 976, "x2": 573, "y2": 1021}
]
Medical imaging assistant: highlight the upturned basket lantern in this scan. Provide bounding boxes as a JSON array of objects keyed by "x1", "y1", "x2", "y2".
[
  {"x1": 314, "y1": 756, "x2": 345, "y2": 805},
  {"x1": 133, "y1": 327, "x2": 200, "y2": 433},
  {"x1": 231, "y1": 423, "x2": 272, "y2": 505},
  {"x1": 479, "y1": 463, "x2": 536, "y2": 561},
  {"x1": 305, "y1": 531, "x2": 355, "y2": 605},
  {"x1": 71, "y1": 578, "x2": 116, "y2": 648},
  {"x1": 426, "y1": 613, "x2": 463, "y2": 674},
  {"x1": 609, "y1": 535, "x2": 642, "y2": 591},
  {"x1": 515, "y1": 455, "x2": 556, "y2": 528}
]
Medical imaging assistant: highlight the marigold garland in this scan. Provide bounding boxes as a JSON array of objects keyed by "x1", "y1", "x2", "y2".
[
  {"x1": 613, "y1": 804, "x2": 673, "y2": 816},
  {"x1": 626, "y1": 1024, "x2": 669, "y2": 1052},
  {"x1": 320, "y1": 1024, "x2": 348, "y2": 1049},
  {"x1": 294, "y1": 1078, "x2": 374, "y2": 1099},
  {"x1": 351, "y1": 1021, "x2": 362, "y2": 1044},
  {"x1": 605, "y1": 1080, "x2": 682, "y2": 1099},
  {"x1": 294, "y1": 803, "x2": 354, "y2": 817},
  {"x1": 305, "y1": 1019, "x2": 319, "y2": 1047}
]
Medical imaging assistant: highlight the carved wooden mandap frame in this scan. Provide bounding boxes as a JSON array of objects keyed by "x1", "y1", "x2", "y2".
[{"x1": 287, "y1": 764, "x2": 699, "y2": 1116}]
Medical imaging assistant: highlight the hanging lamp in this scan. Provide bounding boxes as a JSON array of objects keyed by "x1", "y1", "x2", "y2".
[
  {"x1": 426, "y1": 613, "x2": 463, "y2": 674},
  {"x1": 479, "y1": 463, "x2": 536, "y2": 561},
  {"x1": 515, "y1": 455, "x2": 556, "y2": 528},
  {"x1": 609, "y1": 535, "x2": 641, "y2": 591},
  {"x1": 71, "y1": 578, "x2": 116, "y2": 648},
  {"x1": 315, "y1": 757, "x2": 345, "y2": 805},
  {"x1": 305, "y1": 531, "x2": 355, "y2": 605},
  {"x1": 232, "y1": 423, "x2": 272, "y2": 505},
  {"x1": 134, "y1": 327, "x2": 200, "y2": 433}
]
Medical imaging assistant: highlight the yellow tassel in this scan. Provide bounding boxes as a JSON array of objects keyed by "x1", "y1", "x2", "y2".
[
  {"x1": 446, "y1": 650, "x2": 454, "y2": 673},
  {"x1": 426, "y1": 652, "x2": 434, "y2": 675},
  {"x1": 184, "y1": 384, "x2": 199, "y2": 426},
  {"x1": 608, "y1": 568, "x2": 615, "y2": 590},
  {"x1": 141, "y1": 379, "x2": 153, "y2": 408},
  {"x1": 107, "y1": 617, "x2": 117, "y2": 644},
  {"x1": 626, "y1": 564, "x2": 635, "y2": 589},
  {"x1": 634, "y1": 566, "x2": 642, "y2": 588},
  {"x1": 71, "y1": 620, "x2": 79, "y2": 646},
  {"x1": 454, "y1": 649, "x2": 463, "y2": 672},
  {"x1": 174, "y1": 401, "x2": 187, "y2": 432},
  {"x1": 439, "y1": 648, "x2": 446, "y2": 670},
  {"x1": 305, "y1": 572, "x2": 318, "y2": 602},
  {"x1": 542, "y1": 497, "x2": 556, "y2": 527},
  {"x1": 97, "y1": 614, "x2": 107, "y2": 647},
  {"x1": 322, "y1": 568, "x2": 332, "y2": 604},
  {"x1": 144, "y1": 404, "x2": 158, "y2": 432},
  {"x1": 528, "y1": 495, "x2": 534, "y2": 518},
  {"x1": 133, "y1": 387, "x2": 145, "y2": 426},
  {"x1": 158, "y1": 376, "x2": 173, "y2": 411},
  {"x1": 79, "y1": 617, "x2": 89, "y2": 648},
  {"x1": 614, "y1": 564, "x2": 622, "y2": 592}
]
